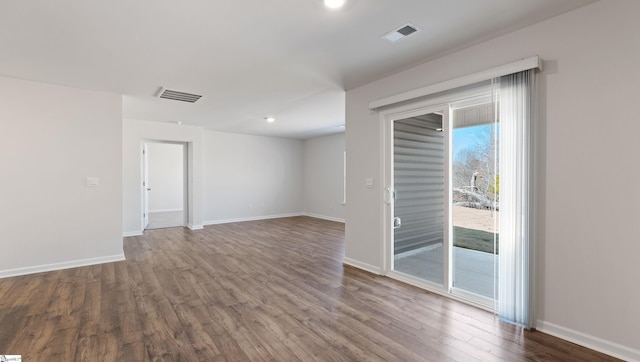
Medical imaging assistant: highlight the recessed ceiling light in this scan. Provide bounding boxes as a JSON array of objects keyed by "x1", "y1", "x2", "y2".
[
  {"x1": 265, "y1": 117, "x2": 275, "y2": 123},
  {"x1": 324, "y1": 0, "x2": 345, "y2": 9}
]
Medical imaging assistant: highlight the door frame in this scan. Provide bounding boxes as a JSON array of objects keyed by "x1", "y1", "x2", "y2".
[
  {"x1": 140, "y1": 140, "x2": 189, "y2": 230},
  {"x1": 381, "y1": 103, "x2": 452, "y2": 295},
  {"x1": 143, "y1": 143, "x2": 150, "y2": 229},
  {"x1": 378, "y1": 86, "x2": 497, "y2": 311}
]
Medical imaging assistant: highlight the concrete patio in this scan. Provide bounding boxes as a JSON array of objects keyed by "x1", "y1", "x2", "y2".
[{"x1": 394, "y1": 245, "x2": 498, "y2": 298}]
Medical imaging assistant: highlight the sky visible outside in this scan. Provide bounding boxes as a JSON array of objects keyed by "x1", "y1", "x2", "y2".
[{"x1": 453, "y1": 125, "x2": 488, "y2": 161}]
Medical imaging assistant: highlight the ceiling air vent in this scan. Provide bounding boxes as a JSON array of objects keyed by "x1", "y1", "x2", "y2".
[
  {"x1": 382, "y1": 23, "x2": 421, "y2": 43},
  {"x1": 157, "y1": 87, "x2": 202, "y2": 103}
]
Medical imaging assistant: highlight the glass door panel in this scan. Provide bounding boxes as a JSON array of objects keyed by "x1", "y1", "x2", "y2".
[
  {"x1": 392, "y1": 113, "x2": 445, "y2": 285},
  {"x1": 451, "y1": 100, "x2": 499, "y2": 302}
]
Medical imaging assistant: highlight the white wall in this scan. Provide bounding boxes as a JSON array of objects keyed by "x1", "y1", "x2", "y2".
[
  {"x1": 0, "y1": 76, "x2": 124, "y2": 277},
  {"x1": 147, "y1": 143, "x2": 184, "y2": 212},
  {"x1": 345, "y1": 1, "x2": 640, "y2": 359},
  {"x1": 303, "y1": 133, "x2": 345, "y2": 222},
  {"x1": 202, "y1": 131, "x2": 304, "y2": 223},
  {"x1": 123, "y1": 119, "x2": 203, "y2": 234},
  {"x1": 124, "y1": 122, "x2": 307, "y2": 231}
]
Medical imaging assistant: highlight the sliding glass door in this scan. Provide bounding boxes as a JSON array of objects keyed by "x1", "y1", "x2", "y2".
[
  {"x1": 387, "y1": 95, "x2": 499, "y2": 309},
  {"x1": 385, "y1": 69, "x2": 535, "y2": 324}
]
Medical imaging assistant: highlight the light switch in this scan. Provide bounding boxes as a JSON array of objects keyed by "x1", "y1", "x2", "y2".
[
  {"x1": 365, "y1": 177, "x2": 374, "y2": 188},
  {"x1": 86, "y1": 177, "x2": 99, "y2": 187}
]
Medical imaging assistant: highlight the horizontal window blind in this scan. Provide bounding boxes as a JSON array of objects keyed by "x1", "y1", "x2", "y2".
[{"x1": 393, "y1": 114, "x2": 444, "y2": 254}]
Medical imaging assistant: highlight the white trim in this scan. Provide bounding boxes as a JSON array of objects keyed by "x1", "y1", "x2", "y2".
[
  {"x1": 369, "y1": 56, "x2": 542, "y2": 110},
  {"x1": 343, "y1": 257, "x2": 383, "y2": 275},
  {"x1": 387, "y1": 270, "x2": 495, "y2": 313},
  {"x1": 380, "y1": 104, "x2": 390, "y2": 275},
  {"x1": 537, "y1": 320, "x2": 640, "y2": 362},
  {"x1": 140, "y1": 140, "x2": 193, "y2": 233},
  {"x1": 450, "y1": 287, "x2": 494, "y2": 311},
  {"x1": 203, "y1": 213, "x2": 304, "y2": 226},
  {"x1": 123, "y1": 230, "x2": 144, "y2": 237},
  {"x1": 377, "y1": 86, "x2": 492, "y2": 124},
  {"x1": 303, "y1": 212, "x2": 345, "y2": 223},
  {"x1": 0, "y1": 253, "x2": 126, "y2": 279},
  {"x1": 443, "y1": 107, "x2": 452, "y2": 293},
  {"x1": 148, "y1": 208, "x2": 184, "y2": 213}
]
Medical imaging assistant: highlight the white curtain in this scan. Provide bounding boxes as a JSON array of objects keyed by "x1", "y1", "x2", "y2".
[{"x1": 498, "y1": 69, "x2": 536, "y2": 328}]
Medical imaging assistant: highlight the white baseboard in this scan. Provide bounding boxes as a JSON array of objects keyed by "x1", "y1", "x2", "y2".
[
  {"x1": 303, "y1": 212, "x2": 345, "y2": 223},
  {"x1": 123, "y1": 230, "x2": 143, "y2": 237},
  {"x1": 343, "y1": 257, "x2": 383, "y2": 275},
  {"x1": 203, "y1": 213, "x2": 304, "y2": 226},
  {"x1": 536, "y1": 320, "x2": 640, "y2": 362},
  {"x1": 132, "y1": 212, "x2": 315, "y2": 232},
  {"x1": 149, "y1": 208, "x2": 184, "y2": 213},
  {"x1": 0, "y1": 253, "x2": 126, "y2": 279}
]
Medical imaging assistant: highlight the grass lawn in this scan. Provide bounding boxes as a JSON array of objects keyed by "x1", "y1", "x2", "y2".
[{"x1": 453, "y1": 226, "x2": 499, "y2": 254}]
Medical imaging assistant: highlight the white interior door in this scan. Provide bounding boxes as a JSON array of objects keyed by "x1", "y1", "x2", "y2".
[{"x1": 143, "y1": 143, "x2": 150, "y2": 229}]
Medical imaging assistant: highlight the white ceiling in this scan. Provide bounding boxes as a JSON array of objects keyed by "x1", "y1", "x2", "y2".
[{"x1": 0, "y1": 0, "x2": 596, "y2": 139}]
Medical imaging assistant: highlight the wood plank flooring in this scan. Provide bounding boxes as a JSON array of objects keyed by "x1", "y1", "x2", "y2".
[{"x1": 0, "y1": 216, "x2": 621, "y2": 361}]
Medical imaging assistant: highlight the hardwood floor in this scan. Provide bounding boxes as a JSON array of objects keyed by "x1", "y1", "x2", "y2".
[{"x1": 0, "y1": 217, "x2": 620, "y2": 361}]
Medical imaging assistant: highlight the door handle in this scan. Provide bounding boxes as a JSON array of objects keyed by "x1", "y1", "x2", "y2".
[
  {"x1": 385, "y1": 187, "x2": 392, "y2": 204},
  {"x1": 393, "y1": 217, "x2": 402, "y2": 229},
  {"x1": 147, "y1": 188, "x2": 151, "y2": 191}
]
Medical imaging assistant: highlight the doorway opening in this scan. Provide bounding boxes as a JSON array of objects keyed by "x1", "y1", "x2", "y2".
[{"x1": 142, "y1": 141, "x2": 188, "y2": 230}]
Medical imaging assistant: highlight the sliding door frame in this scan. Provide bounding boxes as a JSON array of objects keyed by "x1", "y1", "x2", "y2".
[
  {"x1": 379, "y1": 86, "x2": 497, "y2": 311},
  {"x1": 384, "y1": 103, "x2": 452, "y2": 294}
]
